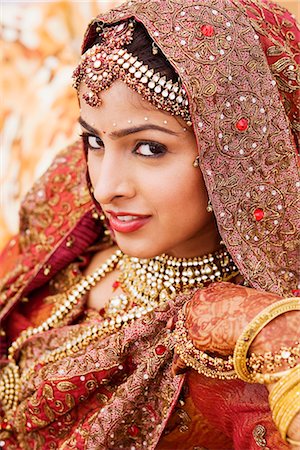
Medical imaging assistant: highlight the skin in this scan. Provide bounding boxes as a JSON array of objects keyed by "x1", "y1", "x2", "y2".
[
  {"x1": 79, "y1": 80, "x2": 221, "y2": 260},
  {"x1": 78, "y1": 80, "x2": 299, "y2": 447},
  {"x1": 172, "y1": 283, "x2": 300, "y2": 447}
]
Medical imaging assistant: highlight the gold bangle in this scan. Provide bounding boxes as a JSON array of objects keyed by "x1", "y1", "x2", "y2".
[
  {"x1": 287, "y1": 437, "x2": 300, "y2": 446},
  {"x1": 269, "y1": 365, "x2": 300, "y2": 410},
  {"x1": 277, "y1": 389, "x2": 300, "y2": 441},
  {"x1": 272, "y1": 383, "x2": 300, "y2": 426},
  {"x1": 233, "y1": 297, "x2": 300, "y2": 383}
]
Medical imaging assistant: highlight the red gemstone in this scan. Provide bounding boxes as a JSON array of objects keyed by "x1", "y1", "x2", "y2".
[
  {"x1": 72, "y1": 269, "x2": 79, "y2": 276},
  {"x1": 201, "y1": 24, "x2": 215, "y2": 37},
  {"x1": 236, "y1": 118, "x2": 249, "y2": 131},
  {"x1": 155, "y1": 345, "x2": 167, "y2": 355},
  {"x1": 253, "y1": 208, "x2": 264, "y2": 221},
  {"x1": 127, "y1": 424, "x2": 139, "y2": 437},
  {"x1": 99, "y1": 308, "x2": 105, "y2": 316},
  {"x1": 112, "y1": 281, "x2": 120, "y2": 290},
  {"x1": 292, "y1": 289, "x2": 300, "y2": 297}
]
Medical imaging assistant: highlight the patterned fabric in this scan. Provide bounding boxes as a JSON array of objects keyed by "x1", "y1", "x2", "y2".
[
  {"x1": 0, "y1": 0, "x2": 299, "y2": 449},
  {"x1": 85, "y1": 0, "x2": 300, "y2": 296}
]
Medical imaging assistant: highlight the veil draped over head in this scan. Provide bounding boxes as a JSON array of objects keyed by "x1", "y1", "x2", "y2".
[
  {"x1": 84, "y1": 0, "x2": 299, "y2": 296},
  {"x1": 0, "y1": 1, "x2": 299, "y2": 449}
]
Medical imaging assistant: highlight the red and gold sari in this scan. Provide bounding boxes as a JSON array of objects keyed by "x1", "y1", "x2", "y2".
[{"x1": 0, "y1": 0, "x2": 299, "y2": 448}]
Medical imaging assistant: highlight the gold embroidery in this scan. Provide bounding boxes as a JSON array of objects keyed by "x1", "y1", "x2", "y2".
[
  {"x1": 253, "y1": 424, "x2": 270, "y2": 449},
  {"x1": 56, "y1": 382, "x2": 78, "y2": 392}
]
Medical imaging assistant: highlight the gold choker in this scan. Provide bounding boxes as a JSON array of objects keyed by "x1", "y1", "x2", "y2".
[{"x1": 112, "y1": 248, "x2": 237, "y2": 315}]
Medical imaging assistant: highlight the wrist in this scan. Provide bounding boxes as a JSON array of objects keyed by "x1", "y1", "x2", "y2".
[{"x1": 287, "y1": 413, "x2": 300, "y2": 442}]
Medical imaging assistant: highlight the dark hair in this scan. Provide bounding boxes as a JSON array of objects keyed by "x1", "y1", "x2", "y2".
[{"x1": 88, "y1": 20, "x2": 178, "y2": 83}]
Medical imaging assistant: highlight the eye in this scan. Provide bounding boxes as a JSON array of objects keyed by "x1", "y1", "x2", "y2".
[
  {"x1": 134, "y1": 141, "x2": 167, "y2": 158},
  {"x1": 81, "y1": 133, "x2": 103, "y2": 151}
]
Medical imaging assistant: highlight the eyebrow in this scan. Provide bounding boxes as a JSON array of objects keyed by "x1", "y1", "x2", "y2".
[{"x1": 78, "y1": 117, "x2": 180, "y2": 139}]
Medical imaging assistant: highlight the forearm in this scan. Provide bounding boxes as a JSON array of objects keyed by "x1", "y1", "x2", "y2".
[
  {"x1": 286, "y1": 414, "x2": 300, "y2": 449},
  {"x1": 174, "y1": 284, "x2": 300, "y2": 447},
  {"x1": 266, "y1": 381, "x2": 300, "y2": 448},
  {"x1": 249, "y1": 308, "x2": 300, "y2": 448},
  {"x1": 251, "y1": 310, "x2": 299, "y2": 355}
]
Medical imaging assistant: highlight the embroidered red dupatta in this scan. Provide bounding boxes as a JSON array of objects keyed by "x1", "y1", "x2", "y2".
[{"x1": 0, "y1": 0, "x2": 299, "y2": 448}]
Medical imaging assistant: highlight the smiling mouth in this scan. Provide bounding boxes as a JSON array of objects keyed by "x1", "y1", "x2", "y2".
[
  {"x1": 115, "y1": 215, "x2": 142, "y2": 222},
  {"x1": 106, "y1": 211, "x2": 151, "y2": 233}
]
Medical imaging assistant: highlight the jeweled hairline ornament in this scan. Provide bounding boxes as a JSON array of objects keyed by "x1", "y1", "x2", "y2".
[{"x1": 72, "y1": 21, "x2": 192, "y2": 125}]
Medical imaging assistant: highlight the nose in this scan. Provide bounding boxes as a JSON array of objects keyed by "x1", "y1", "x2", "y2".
[{"x1": 88, "y1": 149, "x2": 135, "y2": 205}]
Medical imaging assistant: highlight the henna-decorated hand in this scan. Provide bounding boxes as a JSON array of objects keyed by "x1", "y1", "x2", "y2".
[
  {"x1": 172, "y1": 282, "x2": 299, "y2": 374},
  {"x1": 172, "y1": 282, "x2": 300, "y2": 448}
]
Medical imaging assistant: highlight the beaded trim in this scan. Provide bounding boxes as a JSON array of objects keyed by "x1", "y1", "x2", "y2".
[
  {"x1": 174, "y1": 307, "x2": 237, "y2": 380},
  {"x1": 248, "y1": 342, "x2": 300, "y2": 375},
  {"x1": 72, "y1": 21, "x2": 191, "y2": 124},
  {"x1": 174, "y1": 305, "x2": 300, "y2": 381}
]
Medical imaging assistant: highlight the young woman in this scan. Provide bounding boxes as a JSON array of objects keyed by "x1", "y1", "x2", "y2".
[{"x1": 0, "y1": 0, "x2": 299, "y2": 448}]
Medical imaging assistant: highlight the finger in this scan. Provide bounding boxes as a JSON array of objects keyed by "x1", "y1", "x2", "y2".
[{"x1": 172, "y1": 353, "x2": 188, "y2": 376}]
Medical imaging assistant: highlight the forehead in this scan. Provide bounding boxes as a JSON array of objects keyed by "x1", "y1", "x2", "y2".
[
  {"x1": 79, "y1": 80, "x2": 185, "y2": 128},
  {"x1": 80, "y1": 80, "x2": 149, "y2": 110}
]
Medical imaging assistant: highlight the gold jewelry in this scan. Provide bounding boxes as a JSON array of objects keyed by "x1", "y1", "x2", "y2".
[
  {"x1": 269, "y1": 364, "x2": 300, "y2": 410},
  {"x1": 233, "y1": 297, "x2": 300, "y2": 383},
  {"x1": 118, "y1": 246, "x2": 237, "y2": 305},
  {"x1": 1, "y1": 245, "x2": 238, "y2": 420},
  {"x1": 175, "y1": 318, "x2": 300, "y2": 381},
  {"x1": 272, "y1": 383, "x2": 300, "y2": 424},
  {"x1": 193, "y1": 156, "x2": 200, "y2": 167},
  {"x1": 248, "y1": 342, "x2": 300, "y2": 375},
  {"x1": 73, "y1": 21, "x2": 191, "y2": 124},
  {"x1": 206, "y1": 200, "x2": 213, "y2": 213},
  {"x1": 174, "y1": 308, "x2": 237, "y2": 380},
  {"x1": 0, "y1": 362, "x2": 20, "y2": 419},
  {"x1": 271, "y1": 381, "x2": 300, "y2": 441},
  {"x1": 7, "y1": 250, "x2": 123, "y2": 362}
]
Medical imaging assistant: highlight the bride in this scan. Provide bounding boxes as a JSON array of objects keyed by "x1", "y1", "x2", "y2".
[{"x1": 0, "y1": 0, "x2": 299, "y2": 448}]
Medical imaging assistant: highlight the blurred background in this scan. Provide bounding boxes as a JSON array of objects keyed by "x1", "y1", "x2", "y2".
[{"x1": 1, "y1": 0, "x2": 299, "y2": 249}]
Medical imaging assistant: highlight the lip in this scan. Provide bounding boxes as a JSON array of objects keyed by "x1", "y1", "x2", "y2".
[{"x1": 106, "y1": 211, "x2": 151, "y2": 233}]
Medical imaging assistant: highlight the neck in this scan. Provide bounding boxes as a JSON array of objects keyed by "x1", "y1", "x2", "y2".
[{"x1": 166, "y1": 220, "x2": 222, "y2": 259}]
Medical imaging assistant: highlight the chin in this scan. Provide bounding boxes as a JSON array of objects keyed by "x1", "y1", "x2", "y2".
[{"x1": 114, "y1": 236, "x2": 163, "y2": 259}]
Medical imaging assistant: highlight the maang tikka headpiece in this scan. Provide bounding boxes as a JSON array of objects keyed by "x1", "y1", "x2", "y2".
[{"x1": 72, "y1": 21, "x2": 192, "y2": 125}]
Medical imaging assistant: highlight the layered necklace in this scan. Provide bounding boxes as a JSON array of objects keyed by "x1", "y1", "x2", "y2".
[{"x1": 1, "y1": 245, "x2": 238, "y2": 421}]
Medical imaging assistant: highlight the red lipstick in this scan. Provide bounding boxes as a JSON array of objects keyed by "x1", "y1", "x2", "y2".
[{"x1": 107, "y1": 211, "x2": 151, "y2": 233}]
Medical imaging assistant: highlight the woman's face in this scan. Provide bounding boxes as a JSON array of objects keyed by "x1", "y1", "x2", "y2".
[{"x1": 79, "y1": 80, "x2": 220, "y2": 258}]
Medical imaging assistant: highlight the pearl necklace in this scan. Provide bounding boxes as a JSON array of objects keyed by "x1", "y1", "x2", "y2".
[{"x1": 1, "y1": 246, "x2": 238, "y2": 421}]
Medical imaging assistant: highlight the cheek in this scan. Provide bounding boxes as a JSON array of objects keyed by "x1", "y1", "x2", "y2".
[{"x1": 153, "y1": 167, "x2": 208, "y2": 221}]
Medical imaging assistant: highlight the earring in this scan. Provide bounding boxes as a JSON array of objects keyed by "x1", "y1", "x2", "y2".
[
  {"x1": 193, "y1": 156, "x2": 200, "y2": 168},
  {"x1": 152, "y1": 42, "x2": 159, "y2": 55},
  {"x1": 206, "y1": 200, "x2": 213, "y2": 213}
]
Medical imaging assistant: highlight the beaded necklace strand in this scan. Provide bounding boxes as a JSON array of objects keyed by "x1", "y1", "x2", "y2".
[{"x1": 1, "y1": 246, "x2": 238, "y2": 421}]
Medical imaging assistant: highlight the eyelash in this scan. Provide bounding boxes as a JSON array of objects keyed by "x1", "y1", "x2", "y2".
[{"x1": 80, "y1": 132, "x2": 167, "y2": 158}]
